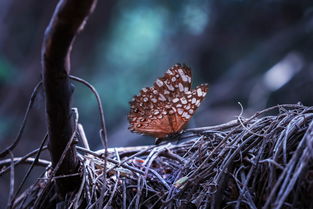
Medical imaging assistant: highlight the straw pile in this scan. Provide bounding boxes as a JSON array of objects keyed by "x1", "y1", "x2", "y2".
[{"x1": 10, "y1": 104, "x2": 313, "y2": 208}]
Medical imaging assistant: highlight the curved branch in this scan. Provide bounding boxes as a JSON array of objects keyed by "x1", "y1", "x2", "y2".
[{"x1": 42, "y1": 0, "x2": 97, "y2": 197}]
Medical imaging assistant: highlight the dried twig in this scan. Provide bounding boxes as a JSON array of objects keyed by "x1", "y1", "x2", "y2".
[
  {"x1": 7, "y1": 104, "x2": 313, "y2": 209},
  {"x1": 7, "y1": 151, "x2": 15, "y2": 209},
  {"x1": 0, "y1": 82, "x2": 42, "y2": 158}
]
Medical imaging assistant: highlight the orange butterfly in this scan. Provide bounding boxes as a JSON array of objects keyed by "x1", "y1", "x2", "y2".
[{"x1": 128, "y1": 64, "x2": 208, "y2": 141}]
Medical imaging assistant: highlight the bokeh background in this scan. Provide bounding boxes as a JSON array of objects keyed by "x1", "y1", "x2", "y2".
[{"x1": 1, "y1": 0, "x2": 313, "y2": 206}]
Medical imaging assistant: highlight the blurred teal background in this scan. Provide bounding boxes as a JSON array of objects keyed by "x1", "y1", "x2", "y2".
[
  {"x1": 1, "y1": 0, "x2": 313, "y2": 151},
  {"x1": 1, "y1": 0, "x2": 313, "y2": 150},
  {"x1": 1, "y1": 2, "x2": 313, "y2": 204}
]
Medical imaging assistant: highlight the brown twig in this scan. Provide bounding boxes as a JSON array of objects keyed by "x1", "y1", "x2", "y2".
[
  {"x1": 0, "y1": 146, "x2": 49, "y2": 177},
  {"x1": 69, "y1": 75, "x2": 109, "y2": 185},
  {"x1": 9, "y1": 104, "x2": 313, "y2": 208},
  {"x1": 42, "y1": 0, "x2": 97, "y2": 197},
  {"x1": 0, "y1": 81, "x2": 42, "y2": 158},
  {"x1": 11, "y1": 134, "x2": 48, "y2": 205},
  {"x1": 7, "y1": 151, "x2": 15, "y2": 209}
]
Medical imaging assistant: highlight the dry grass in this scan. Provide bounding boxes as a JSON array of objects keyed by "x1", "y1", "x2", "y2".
[{"x1": 6, "y1": 104, "x2": 313, "y2": 209}]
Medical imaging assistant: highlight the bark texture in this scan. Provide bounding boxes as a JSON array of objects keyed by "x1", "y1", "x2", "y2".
[{"x1": 42, "y1": 0, "x2": 97, "y2": 197}]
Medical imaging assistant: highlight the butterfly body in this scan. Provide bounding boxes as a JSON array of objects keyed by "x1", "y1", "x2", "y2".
[{"x1": 128, "y1": 64, "x2": 208, "y2": 140}]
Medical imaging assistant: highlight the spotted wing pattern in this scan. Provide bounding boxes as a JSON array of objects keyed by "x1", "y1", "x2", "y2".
[{"x1": 128, "y1": 63, "x2": 208, "y2": 139}]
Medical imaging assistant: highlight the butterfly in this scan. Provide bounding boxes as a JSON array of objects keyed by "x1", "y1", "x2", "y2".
[{"x1": 128, "y1": 63, "x2": 208, "y2": 142}]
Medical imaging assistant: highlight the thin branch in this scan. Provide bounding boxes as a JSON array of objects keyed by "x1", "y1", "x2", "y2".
[
  {"x1": 0, "y1": 157, "x2": 50, "y2": 168},
  {"x1": 0, "y1": 146, "x2": 49, "y2": 177},
  {"x1": 12, "y1": 134, "x2": 48, "y2": 201},
  {"x1": 7, "y1": 151, "x2": 15, "y2": 209},
  {"x1": 69, "y1": 75, "x2": 108, "y2": 174},
  {"x1": 0, "y1": 81, "x2": 42, "y2": 158}
]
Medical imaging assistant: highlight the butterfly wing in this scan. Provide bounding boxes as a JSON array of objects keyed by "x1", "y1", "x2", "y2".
[
  {"x1": 128, "y1": 86, "x2": 173, "y2": 138},
  {"x1": 168, "y1": 83, "x2": 208, "y2": 133},
  {"x1": 128, "y1": 64, "x2": 208, "y2": 139},
  {"x1": 153, "y1": 64, "x2": 192, "y2": 100}
]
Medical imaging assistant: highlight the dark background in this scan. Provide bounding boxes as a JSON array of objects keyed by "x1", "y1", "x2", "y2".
[{"x1": 1, "y1": 0, "x2": 313, "y2": 206}]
